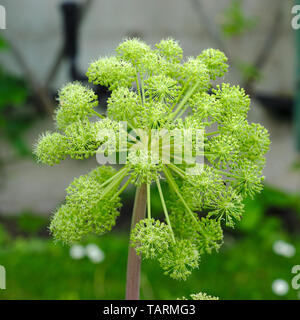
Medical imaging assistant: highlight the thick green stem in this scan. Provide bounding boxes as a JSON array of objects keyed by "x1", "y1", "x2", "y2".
[{"x1": 125, "y1": 183, "x2": 147, "y2": 300}]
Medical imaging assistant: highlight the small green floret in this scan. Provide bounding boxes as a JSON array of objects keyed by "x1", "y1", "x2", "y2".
[
  {"x1": 130, "y1": 218, "x2": 172, "y2": 259},
  {"x1": 159, "y1": 239, "x2": 199, "y2": 281}
]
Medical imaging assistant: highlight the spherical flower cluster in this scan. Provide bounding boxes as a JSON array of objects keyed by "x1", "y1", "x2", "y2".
[
  {"x1": 197, "y1": 48, "x2": 228, "y2": 80},
  {"x1": 50, "y1": 166, "x2": 122, "y2": 244},
  {"x1": 181, "y1": 58, "x2": 210, "y2": 89},
  {"x1": 55, "y1": 82, "x2": 98, "y2": 131},
  {"x1": 145, "y1": 74, "x2": 179, "y2": 103},
  {"x1": 34, "y1": 132, "x2": 67, "y2": 165},
  {"x1": 107, "y1": 87, "x2": 139, "y2": 122},
  {"x1": 127, "y1": 149, "x2": 163, "y2": 185},
  {"x1": 34, "y1": 38, "x2": 270, "y2": 281},
  {"x1": 130, "y1": 218, "x2": 172, "y2": 259},
  {"x1": 86, "y1": 56, "x2": 135, "y2": 90},
  {"x1": 155, "y1": 38, "x2": 183, "y2": 63},
  {"x1": 159, "y1": 239, "x2": 200, "y2": 280}
]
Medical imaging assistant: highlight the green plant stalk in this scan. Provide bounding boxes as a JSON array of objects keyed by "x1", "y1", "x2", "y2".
[
  {"x1": 147, "y1": 183, "x2": 151, "y2": 219},
  {"x1": 205, "y1": 130, "x2": 219, "y2": 136},
  {"x1": 164, "y1": 165, "x2": 210, "y2": 240},
  {"x1": 168, "y1": 163, "x2": 186, "y2": 179},
  {"x1": 111, "y1": 176, "x2": 133, "y2": 200},
  {"x1": 125, "y1": 183, "x2": 147, "y2": 300},
  {"x1": 156, "y1": 178, "x2": 175, "y2": 242},
  {"x1": 171, "y1": 80, "x2": 200, "y2": 119},
  {"x1": 98, "y1": 166, "x2": 128, "y2": 189},
  {"x1": 176, "y1": 104, "x2": 189, "y2": 119},
  {"x1": 214, "y1": 169, "x2": 239, "y2": 179},
  {"x1": 140, "y1": 77, "x2": 146, "y2": 106},
  {"x1": 100, "y1": 167, "x2": 129, "y2": 197},
  {"x1": 135, "y1": 73, "x2": 142, "y2": 100},
  {"x1": 170, "y1": 81, "x2": 189, "y2": 111},
  {"x1": 163, "y1": 166, "x2": 199, "y2": 226},
  {"x1": 91, "y1": 109, "x2": 105, "y2": 119}
]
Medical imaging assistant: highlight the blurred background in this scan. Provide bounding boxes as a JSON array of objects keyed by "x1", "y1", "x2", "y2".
[{"x1": 0, "y1": 0, "x2": 299, "y2": 300}]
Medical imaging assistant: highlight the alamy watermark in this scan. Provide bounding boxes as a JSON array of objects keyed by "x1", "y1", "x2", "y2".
[
  {"x1": 0, "y1": 265, "x2": 5, "y2": 290},
  {"x1": 95, "y1": 122, "x2": 204, "y2": 175},
  {"x1": 292, "y1": 5, "x2": 300, "y2": 30},
  {"x1": 291, "y1": 265, "x2": 300, "y2": 290},
  {"x1": 0, "y1": 5, "x2": 6, "y2": 30}
]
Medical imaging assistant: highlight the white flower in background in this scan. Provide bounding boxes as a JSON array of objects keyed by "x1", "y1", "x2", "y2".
[
  {"x1": 272, "y1": 279, "x2": 289, "y2": 296},
  {"x1": 272, "y1": 240, "x2": 296, "y2": 258},
  {"x1": 69, "y1": 243, "x2": 105, "y2": 263},
  {"x1": 85, "y1": 243, "x2": 105, "y2": 264},
  {"x1": 69, "y1": 244, "x2": 85, "y2": 260}
]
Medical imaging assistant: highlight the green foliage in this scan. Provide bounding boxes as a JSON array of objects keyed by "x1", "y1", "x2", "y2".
[
  {"x1": 239, "y1": 185, "x2": 300, "y2": 233},
  {"x1": 231, "y1": 161, "x2": 264, "y2": 198},
  {"x1": 219, "y1": 2, "x2": 262, "y2": 85},
  {"x1": 196, "y1": 217, "x2": 223, "y2": 254},
  {"x1": 236, "y1": 61, "x2": 261, "y2": 83},
  {"x1": 0, "y1": 224, "x2": 10, "y2": 245},
  {"x1": 0, "y1": 37, "x2": 30, "y2": 156},
  {"x1": 221, "y1": 0, "x2": 257, "y2": 37},
  {"x1": 0, "y1": 36, "x2": 27, "y2": 109},
  {"x1": 1, "y1": 185, "x2": 299, "y2": 300},
  {"x1": 34, "y1": 38, "x2": 270, "y2": 281},
  {"x1": 0, "y1": 69, "x2": 28, "y2": 109},
  {"x1": 17, "y1": 212, "x2": 47, "y2": 235},
  {"x1": 189, "y1": 92, "x2": 222, "y2": 123}
]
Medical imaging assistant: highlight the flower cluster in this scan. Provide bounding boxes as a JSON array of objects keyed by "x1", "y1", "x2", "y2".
[
  {"x1": 130, "y1": 218, "x2": 172, "y2": 259},
  {"x1": 34, "y1": 38, "x2": 270, "y2": 281},
  {"x1": 50, "y1": 166, "x2": 122, "y2": 244},
  {"x1": 180, "y1": 292, "x2": 219, "y2": 300}
]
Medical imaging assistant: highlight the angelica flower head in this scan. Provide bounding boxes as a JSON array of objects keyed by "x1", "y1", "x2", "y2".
[{"x1": 34, "y1": 38, "x2": 270, "y2": 281}]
